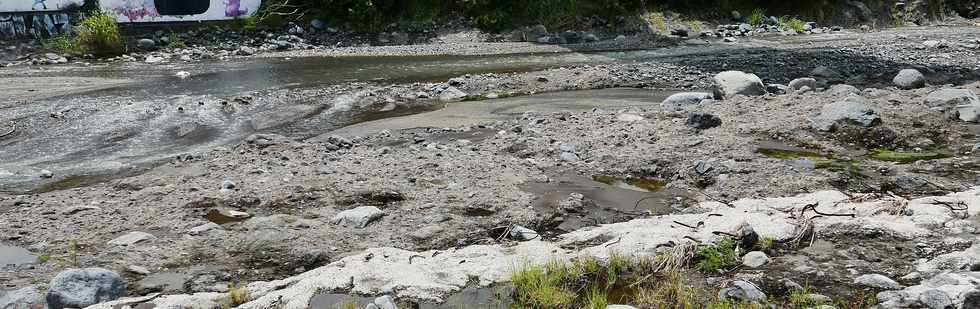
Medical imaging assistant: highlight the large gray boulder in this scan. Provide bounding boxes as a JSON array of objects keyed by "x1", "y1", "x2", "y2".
[
  {"x1": 812, "y1": 96, "x2": 881, "y2": 131},
  {"x1": 718, "y1": 280, "x2": 766, "y2": 301},
  {"x1": 923, "y1": 88, "x2": 980, "y2": 122},
  {"x1": 1, "y1": 286, "x2": 44, "y2": 309},
  {"x1": 662, "y1": 92, "x2": 714, "y2": 106},
  {"x1": 893, "y1": 69, "x2": 926, "y2": 89},
  {"x1": 46, "y1": 268, "x2": 126, "y2": 309},
  {"x1": 711, "y1": 71, "x2": 767, "y2": 99}
]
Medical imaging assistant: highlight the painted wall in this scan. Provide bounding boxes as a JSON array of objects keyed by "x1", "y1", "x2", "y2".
[
  {"x1": 0, "y1": 0, "x2": 82, "y2": 12},
  {"x1": 100, "y1": 0, "x2": 261, "y2": 23},
  {"x1": 0, "y1": 13, "x2": 70, "y2": 38}
]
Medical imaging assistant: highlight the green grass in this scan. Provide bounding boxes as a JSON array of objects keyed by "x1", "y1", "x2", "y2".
[
  {"x1": 871, "y1": 149, "x2": 948, "y2": 164},
  {"x1": 46, "y1": 10, "x2": 124, "y2": 56},
  {"x1": 779, "y1": 16, "x2": 806, "y2": 32},
  {"x1": 168, "y1": 32, "x2": 186, "y2": 49},
  {"x1": 222, "y1": 283, "x2": 252, "y2": 308},
  {"x1": 746, "y1": 8, "x2": 767, "y2": 26},
  {"x1": 694, "y1": 238, "x2": 740, "y2": 274},
  {"x1": 37, "y1": 254, "x2": 51, "y2": 264}
]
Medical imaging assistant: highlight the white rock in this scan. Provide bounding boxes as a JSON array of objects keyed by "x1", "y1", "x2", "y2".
[
  {"x1": 188, "y1": 222, "x2": 221, "y2": 235},
  {"x1": 175, "y1": 71, "x2": 191, "y2": 79},
  {"x1": 742, "y1": 251, "x2": 770, "y2": 267},
  {"x1": 854, "y1": 274, "x2": 902, "y2": 290},
  {"x1": 712, "y1": 71, "x2": 767, "y2": 99},
  {"x1": 107, "y1": 231, "x2": 157, "y2": 246},
  {"x1": 662, "y1": 92, "x2": 714, "y2": 106},
  {"x1": 332, "y1": 206, "x2": 385, "y2": 228},
  {"x1": 893, "y1": 69, "x2": 926, "y2": 89}
]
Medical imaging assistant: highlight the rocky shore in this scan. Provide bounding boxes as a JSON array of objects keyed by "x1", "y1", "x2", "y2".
[{"x1": 1, "y1": 23, "x2": 980, "y2": 309}]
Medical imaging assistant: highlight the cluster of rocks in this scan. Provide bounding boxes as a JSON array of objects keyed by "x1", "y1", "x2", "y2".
[
  {"x1": 506, "y1": 24, "x2": 603, "y2": 44},
  {"x1": 708, "y1": 20, "x2": 839, "y2": 39}
]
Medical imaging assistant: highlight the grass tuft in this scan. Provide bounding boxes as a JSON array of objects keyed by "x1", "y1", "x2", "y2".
[
  {"x1": 223, "y1": 283, "x2": 252, "y2": 308},
  {"x1": 779, "y1": 16, "x2": 806, "y2": 32},
  {"x1": 694, "y1": 238, "x2": 740, "y2": 274},
  {"x1": 746, "y1": 8, "x2": 767, "y2": 26}
]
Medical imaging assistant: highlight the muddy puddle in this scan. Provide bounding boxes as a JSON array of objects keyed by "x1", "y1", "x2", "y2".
[
  {"x1": 309, "y1": 286, "x2": 512, "y2": 309},
  {"x1": 522, "y1": 172, "x2": 686, "y2": 234},
  {"x1": 0, "y1": 245, "x2": 36, "y2": 267}
]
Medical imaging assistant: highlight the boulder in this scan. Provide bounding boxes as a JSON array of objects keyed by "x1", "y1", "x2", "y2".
[
  {"x1": 742, "y1": 251, "x2": 770, "y2": 267},
  {"x1": 788, "y1": 77, "x2": 817, "y2": 90},
  {"x1": 711, "y1": 71, "x2": 766, "y2": 99},
  {"x1": 662, "y1": 92, "x2": 714, "y2": 106},
  {"x1": 509, "y1": 225, "x2": 539, "y2": 241},
  {"x1": 438, "y1": 86, "x2": 467, "y2": 102},
  {"x1": 854, "y1": 274, "x2": 902, "y2": 290},
  {"x1": 893, "y1": 69, "x2": 926, "y2": 89},
  {"x1": 923, "y1": 88, "x2": 980, "y2": 122},
  {"x1": 136, "y1": 38, "x2": 157, "y2": 50},
  {"x1": 812, "y1": 96, "x2": 881, "y2": 131},
  {"x1": 332, "y1": 206, "x2": 384, "y2": 228},
  {"x1": 373, "y1": 295, "x2": 397, "y2": 309},
  {"x1": 46, "y1": 268, "x2": 126, "y2": 309},
  {"x1": 718, "y1": 280, "x2": 766, "y2": 301},
  {"x1": 0, "y1": 286, "x2": 44, "y2": 309}
]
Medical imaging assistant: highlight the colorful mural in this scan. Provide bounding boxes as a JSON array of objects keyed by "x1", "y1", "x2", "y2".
[
  {"x1": 101, "y1": 0, "x2": 260, "y2": 22},
  {"x1": 0, "y1": 12, "x2": 70, "y2": 38},
  {"x1": 0, "y1": 0, "x2": 81, "y2": 12}
]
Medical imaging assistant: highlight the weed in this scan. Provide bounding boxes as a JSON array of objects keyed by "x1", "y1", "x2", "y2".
[
  {"x1": 68, "y1": 240, "x2": 79, "y2": 266},
  {"x1": 634, "y1": 271, "x2": 700, "y2": 308},
  {"x1": 746, "y1": 8, "x2": 767, "y2": 26},
  {"x1": 758, "y1": 236, "x2": 774, "y2": 251},
  {"x1": 694, "y1": 238, "x2": 740, "y2": 274},
  {"x1": 75, "y1": 10, "x2": 125, "y2": 56},
  {"x1": 31, "y1": 278, "x2": 49, "y2": 292},
  {"x1": 779, "y1": 16, "x2": 806, "y2": 32},
  {"x1": 43, "y1": 35, "x2": 81, "y2": 54},
  {"x1": 37, "y1": 254, "x2": 51, "y2": 264},
  {"x1": 223, "y1": 283, "x2": 252, "y2": 308},
  {"x1": 168, "y1": 32, "x2": 187, "y2": 49},
  {"x1": 338, "y1": 299, "x2": 357, "y2": 309},
  {"x1": 583, "y1": 286, "x2": 608, "y2": 309}
]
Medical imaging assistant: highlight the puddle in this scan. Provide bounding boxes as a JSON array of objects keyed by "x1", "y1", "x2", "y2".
[
  {"x1": 309, "y1": 286, "x2": 512, "y2": 309},
  {"x1": 0, "y1": 245, "x2": 37, "y2": 267},
  {"x1": 591, "y1": 175, "x2": 667, "y2": 192},
  {"x1": 522, "y1": 172, "x2": 685, "y2": 233}
]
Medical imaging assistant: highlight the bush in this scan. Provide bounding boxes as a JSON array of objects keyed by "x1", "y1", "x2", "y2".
[
  {"x1": 47, "y1": 10, "x2": 124, "y2": 56},
  {"x1": 779, "y1": 16, "x2": 806, "y2": 32},
  {"x1": 694, "y1": 238, "x2": 740, "y2": 273},
  {"x1": 746, "y1": 8, "x2": 767, "y2": 26}
]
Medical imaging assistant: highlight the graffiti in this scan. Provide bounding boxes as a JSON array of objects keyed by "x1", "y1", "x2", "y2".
[
  {"x1": 0, "y1": 12, "x2": 69, "y2": 38},
  {"x1": 224, "y1": 0, "x2": 247, "y2": 17},
  {"x1": 0, "y1": 0, "x2": 81, "y2": 12},
  {"x1": 101, "y1": 0, "x2": 259, "y2": 22}
]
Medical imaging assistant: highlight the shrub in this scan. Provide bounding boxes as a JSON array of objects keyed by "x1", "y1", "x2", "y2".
[
  {"x1": 75, "y1": 10, "x2": 125, "y2": 56},
  {"x1": 746, "y1": 8, "x2": 767, "y2": 26},
  {"x1": 694, "y1": 238, "x2": 740, "y2": 273},
  {"x1": 47, "y1": 10, "x2": 124, "y2": 56},
  {"x1": 779, "y1": 16, "x2": 806, "y2": 32}
]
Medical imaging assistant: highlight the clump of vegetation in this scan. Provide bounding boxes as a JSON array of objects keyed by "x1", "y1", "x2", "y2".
[
  {"x1": 746, "y1": 8, "x2": 768, "y2": 26},
  {"x1": 694, "y1": 238, "x2": 740, "y2": 274},
  {"x1": 167, "y1": 32, "x2": 186, "y2": 48},
  {"x1": 758, "y1": 236, "x2": 775, "y2": 251},
  {"x1": 871, "y1": 149, "x2": 948, "y2": 164},
  {"x1": 779, "y1": 16, "x2": 806, "y2": 32},
  {"x1": 511, "y1": 254, "x2": 658, "y2": 309},
  {"x1": 46, "y1": 10, "x2": 124, "y2": 56},
  {"x1": 223, "y1": 283, "x2": 252, "y2": 308}
]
